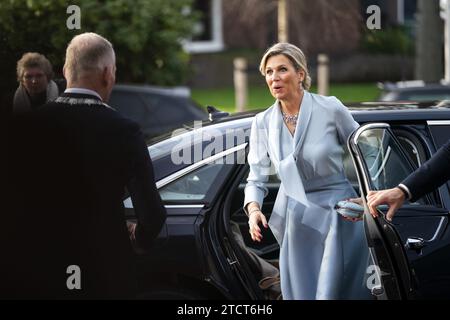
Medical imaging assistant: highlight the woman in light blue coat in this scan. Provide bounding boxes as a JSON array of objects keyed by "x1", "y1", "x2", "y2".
[{"x1": 244, "y1": 43, "x2": 371, "y2": 300}]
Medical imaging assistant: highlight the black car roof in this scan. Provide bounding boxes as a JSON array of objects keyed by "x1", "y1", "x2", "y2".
[
  {"x1": 347, "y1": 101, "x2": 450, "y2": 122},
  {"x1": 381, "y1": 84, "x2": 450, "y2": 93},
  {"x1": 148, "y1": 101, "x2": 450, "y2": 181},
  {"x1": 207, "y1": 101, "x2": 450, "y2": 125},
  {"x1": 148, "y1": 101, "x2": 450, "y2": 146},
  {"x1": 113, "y1": 84, "x2": 192, "y2": 98}
]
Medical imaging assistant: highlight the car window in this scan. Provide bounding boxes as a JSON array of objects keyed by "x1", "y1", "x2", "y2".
[
  {"x1": 428, "y1": 124, "x2": 450, "y2": 149},
  {"x1": 158, "y1": 148, "x2": 241, "y2": 202},
  {"x1": 397, "y1": 136, "x2": 422, "y2": 167},
  {"x1": 109, "y1": 91, "x2": 147, "y2": 118},
  {"x1": 159, "y1": 161, "x2": 226, "y2": 201},
  {"x1": 356, "y1": 128, "x2": 427, "y2": 205},
  {"x1": 428, "y1": 123, "x2": 450, "y2": 197},
  {"x1": 143, "y1": 93, "x2": 198, "y2": 126},
  {"x1": 391, "y1": 127, "x2": 427, "y2": 168}
]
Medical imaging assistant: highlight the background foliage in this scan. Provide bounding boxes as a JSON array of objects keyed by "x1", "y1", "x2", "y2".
[
  {"x1": 361, "y1": 26, "x2": 415, "y2": 55},
  {"x1": 0, "y1": 0, "x2": 198, "y2": 111}
]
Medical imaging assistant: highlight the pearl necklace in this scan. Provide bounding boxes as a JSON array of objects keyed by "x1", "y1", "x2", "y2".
[{"x1": 282, "y1": 111, "x2": 298, "y2": 126}]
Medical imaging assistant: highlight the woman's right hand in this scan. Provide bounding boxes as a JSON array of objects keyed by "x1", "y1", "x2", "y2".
[{"x1": 248, "y1": 210, "x2": 268, "y2": 242}]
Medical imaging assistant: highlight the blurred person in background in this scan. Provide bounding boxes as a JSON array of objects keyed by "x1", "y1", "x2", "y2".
[{"x1": 13, "y1": 52, "x2": 60, "y2": 114}]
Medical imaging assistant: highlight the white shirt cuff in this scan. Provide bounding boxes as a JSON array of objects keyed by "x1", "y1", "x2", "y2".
[{"x1": 398, "y1": 183, "x2": 412, "y2": 201}]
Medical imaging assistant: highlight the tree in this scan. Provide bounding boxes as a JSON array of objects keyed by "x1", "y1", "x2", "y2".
[
  {"x1": 222, "y1": 0, "x2": 362, "y2": 55},
  {"x1": 0, "y1": 0, "x2": 198, "y2": 109},
  {"x1": 415, "y1": 0, "x2": 444, "y2": 82}
]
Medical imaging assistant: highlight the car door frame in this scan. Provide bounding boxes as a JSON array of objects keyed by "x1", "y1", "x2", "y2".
[{"x1": 347, "y1": 122, "x2": 450, "y2": 299}]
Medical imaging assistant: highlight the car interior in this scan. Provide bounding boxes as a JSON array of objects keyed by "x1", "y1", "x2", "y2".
[
  {"x1": 230, "y1": 152, "x2": 359, "y2": 248},
  {"x1": 224, "y1": 147, "x2": 361, "y2": 299}
]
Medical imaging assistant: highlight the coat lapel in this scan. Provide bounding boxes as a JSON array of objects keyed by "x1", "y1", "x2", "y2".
[
  {"x1": 267, "y1": 101, "x2": 283, "y2": 164},
  {"x1": 293, "y1": 91, "x2": 313, "y2": 155},
  {"x1": 267, "y1": 93, "x2": 313, "y2": 245}
]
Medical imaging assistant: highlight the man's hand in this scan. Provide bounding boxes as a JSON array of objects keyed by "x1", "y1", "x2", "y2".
[
  {"x1": 248, "y1": 210, "x2": 268, "y2": 243},
  {"x1": 127, "y1": 221, "x2": 137, "y2": 241},
  {"x1": 127, "y1": 221, "x2": 147, "y2": 254},
  {"x1": 366, "y1": 188, "x2": 405, "y2": 221}
]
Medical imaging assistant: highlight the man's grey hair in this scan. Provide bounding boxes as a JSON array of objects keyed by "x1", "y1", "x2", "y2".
[
  {"x1": 64, "y1": 32, "x2": 115, "y2": 82},
  {"x1": 259, "y1": 42, "x2": 312, "y2": 91}
]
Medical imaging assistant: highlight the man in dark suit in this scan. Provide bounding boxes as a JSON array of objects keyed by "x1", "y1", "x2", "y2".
[
  {"x1": 367, "y1": 139, "x2": 450, "y2": 221},
  {"x1": 4, "y1": 32, "x2": 166, "y2": 299}
]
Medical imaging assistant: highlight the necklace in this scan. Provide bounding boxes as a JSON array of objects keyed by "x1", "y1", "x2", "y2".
[{"x1": 282, "y1": 111, "x2": 298, "y2": 126}]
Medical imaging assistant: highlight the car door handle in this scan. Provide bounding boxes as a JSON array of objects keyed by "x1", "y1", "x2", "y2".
[{"x1": 405, "y1": 237, "x2": 425, "y2": 253}]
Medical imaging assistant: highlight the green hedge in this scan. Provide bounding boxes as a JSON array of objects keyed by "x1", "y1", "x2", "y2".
[{"x1": 0, "y1": 0, "x2": 198, "y2": 110}]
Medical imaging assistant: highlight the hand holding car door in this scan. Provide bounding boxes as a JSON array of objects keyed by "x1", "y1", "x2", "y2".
[{"x1": 367, "y1": 139, "x2": 450, "y2": 221}]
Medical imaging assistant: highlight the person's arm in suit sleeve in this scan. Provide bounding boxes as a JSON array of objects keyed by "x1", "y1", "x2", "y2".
[
  {"x1": 401, "y1": 139, "x2": 450, "y2": 202},
  {"x1": 127, "y1": 125, "x2": 166, "y2": 250}
]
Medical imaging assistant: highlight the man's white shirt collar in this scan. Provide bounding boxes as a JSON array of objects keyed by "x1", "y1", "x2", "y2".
[{"x1": 65, "y1": 88, "x2": 102, "y2": 101}]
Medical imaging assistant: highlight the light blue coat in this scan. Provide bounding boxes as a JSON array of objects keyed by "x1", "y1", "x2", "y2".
[{"x1": 244, "y1": 91, "x2": 371, "y2": 300}]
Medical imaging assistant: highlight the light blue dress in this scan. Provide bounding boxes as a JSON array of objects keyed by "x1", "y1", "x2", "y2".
[{"x1": 244, "y1": 91, "x2": 372, "y2": 300}]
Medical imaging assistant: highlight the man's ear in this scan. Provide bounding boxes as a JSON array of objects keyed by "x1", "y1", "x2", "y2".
[{"x1": 102, "y1": 66, "x2": 110, "y2": 86}]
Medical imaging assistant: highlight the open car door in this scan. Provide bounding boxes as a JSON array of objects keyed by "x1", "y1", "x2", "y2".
[{"x1": 348, "y1": 123, "x2": 450, "y2": 300}]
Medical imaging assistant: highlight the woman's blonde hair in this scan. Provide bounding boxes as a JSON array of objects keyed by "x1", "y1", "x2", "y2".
[{"x1": 259, "y1": 43, "x2": 311, "y2": 91}]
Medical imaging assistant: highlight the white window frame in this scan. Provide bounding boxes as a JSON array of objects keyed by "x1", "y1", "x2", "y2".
[{"x1": 183, "y1": 0, "x2": 224, "y2": 53}]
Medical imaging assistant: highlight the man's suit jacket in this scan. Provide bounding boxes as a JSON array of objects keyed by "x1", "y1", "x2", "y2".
[
  {"x1": 5, "y1": 92, "x2": 166, "y2": 299},
  {"x1": 402, "y1": 139, "x2": 450, "y2": 202}
]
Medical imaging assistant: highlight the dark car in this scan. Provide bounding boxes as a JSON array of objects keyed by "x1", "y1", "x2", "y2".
[
  {"x1": 109, "y1": 84, "x2": 208, "y2": 139},
  {"x1": 125, "y1": 102, "x2": 450, "y2": 300},
  {"x1": 378, "y1": 81, "x2": 450, "y2": 102}
]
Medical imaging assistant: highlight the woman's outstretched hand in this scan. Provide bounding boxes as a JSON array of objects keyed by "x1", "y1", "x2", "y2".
[{"x1": 248, "y1": 210, "x2": 268, "y2": 242}]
